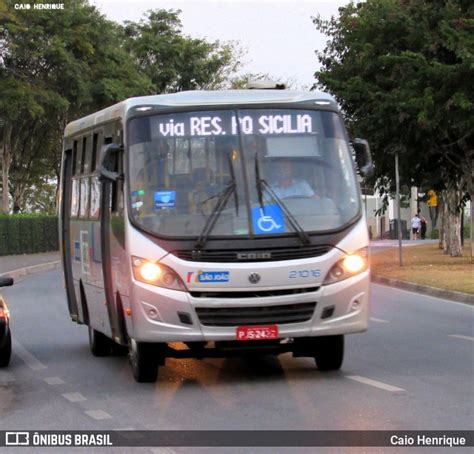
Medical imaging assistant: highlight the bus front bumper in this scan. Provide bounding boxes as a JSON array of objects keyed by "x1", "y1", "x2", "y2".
[{"x1": 129, "y1": 270, "x2": 369, "y2": 343}]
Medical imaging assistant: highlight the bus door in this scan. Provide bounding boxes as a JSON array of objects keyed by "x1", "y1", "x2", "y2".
[
  {"x1": 99, "y1": 128, "x2": 127, "y2": 345},
  {"x1": 60, "y1": 143, "x2": 80, "y2": 322},
  {"x1": 80, "y1": 130, "x2": 107, "y2": 330}
]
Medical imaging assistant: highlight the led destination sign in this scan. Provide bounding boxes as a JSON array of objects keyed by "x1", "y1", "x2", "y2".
[{"x1": 154, "y1": 113, "x2": 313, "y2": 137}]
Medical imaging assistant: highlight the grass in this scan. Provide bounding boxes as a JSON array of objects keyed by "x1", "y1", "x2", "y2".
[{"x1": 371, "y1": 242, "x2": 474, "y2": 295}]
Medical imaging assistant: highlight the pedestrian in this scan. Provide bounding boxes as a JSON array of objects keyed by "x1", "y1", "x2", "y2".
[
  {"x1": 410, "y1": 213, "x2": 421, "y2": 240},
  {"x1": 420, "y1": 214, "x2": 427, "y2": 240}
]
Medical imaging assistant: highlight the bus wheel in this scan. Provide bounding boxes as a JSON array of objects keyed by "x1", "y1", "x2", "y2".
[
  {"x1": 129, "y1": 339, "x2": 158, "y2": 383},
  {"x1": 88, "y1": 326, "x2": 111, "y2": 357},
  {"x1": 314, "y1": 335, "x2": 344, "y2": 371},
  {"x1": 0, "y1": 331, "x2": 12, "y2": 368}
]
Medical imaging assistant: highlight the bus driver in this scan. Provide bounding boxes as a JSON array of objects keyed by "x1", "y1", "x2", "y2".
[{"x1": 270, "y1": 159, "x2": 316, "y2": 199}]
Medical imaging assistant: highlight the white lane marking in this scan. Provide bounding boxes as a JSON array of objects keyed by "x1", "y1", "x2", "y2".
[
  {"x1": 13, "y1": 337, "x2": 47, "y2": 370},
  {"x1": 371, "y1": 283, "x2": 474, "y2": 307},
  {"x1": 448, "y1": 334, "x2": 474, "y2": 342},
  {"x1": 370, "y1": 317, "x2": 390, "y2": 323},
  {"x1": 44, "y1": 377, "x2": 65, "y2": 385},
  {"x1": 85, "y1": 410, "x2": 112, "y2": 420},
  {"x1": 62, "y1": 392, "x2": 87, "y2": 403},
  {"x1": 346, "y1": 375, "x2": 405, "y2": 392}
]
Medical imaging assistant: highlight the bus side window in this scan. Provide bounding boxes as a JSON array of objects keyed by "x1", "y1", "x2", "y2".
[
  {"x1": 104, "y1": 135, "x2": 123, "y2": 214},
  {"x1": 72, "y1": 140, "x2": 78, "y2": 175},
  {"x1": 71, "y1": 179, "x2": 80, "y2": 217},
  {"x1": 79, "y1": 178, "x2": 90, "y2": 218},
  {"x1": 102, "y1": 135, "x2": 114, "y2": 173},
  {"x1": 116, "y1": 133, "x2": 124, "y2": 215},
  {"x1": 81, "y1": 135, "x2": 92, "y2": 174},
  {"x1": 75, "y1": 139, "x2": 83, "y2": 175},
  {"x1": 80, "y1": 137, "x2": 87, "y2": 174},
  {"x1": 90, "y1": 177, "x2": 100, "y2": 219},
  {"x1": 91, "y1": 132, "x2": 100, "y2": 173}
]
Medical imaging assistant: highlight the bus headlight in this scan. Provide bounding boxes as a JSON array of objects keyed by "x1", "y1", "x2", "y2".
[
  {"x1": 323, "y1": 247, "x2": 369, "y2": 285},
  {"x1": 132, "y1": 257, "x2": 186, "y2": 292},
  {"x1": 140, "y1": 262, "x2": 161, "y2": 282},
  {"x1": 343, "y1": 254, "x2": 365, "y2": 273}
]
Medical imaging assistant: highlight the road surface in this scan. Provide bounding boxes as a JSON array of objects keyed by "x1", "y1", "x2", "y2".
[{"x1": 0, "y1": 270, "x2": 472, "y2": 451}]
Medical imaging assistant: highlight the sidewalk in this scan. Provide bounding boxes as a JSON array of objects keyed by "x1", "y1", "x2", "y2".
[
  {"x1": 370, "y1": 239, "x2": 438, "y2": 248},
  {"x1": 0, "y1": 251, "x2": 60, "y2": 276},
  {"x1": 369, "y1": 239, "x2": 438, "y2": 255},
  {"x1": 370, "y1": 240, "x2": 473, "y2": 304}
]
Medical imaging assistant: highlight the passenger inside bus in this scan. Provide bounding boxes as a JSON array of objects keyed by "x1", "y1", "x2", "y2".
[{"x1": 268, "y1": 158, "x2": 317, "y2": 199}]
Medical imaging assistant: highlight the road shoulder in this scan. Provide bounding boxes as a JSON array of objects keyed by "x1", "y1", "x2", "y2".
[
  {"x1": 371, "y1": 274, "x2": 473, "y2": 305},
  {"x1": 0, "y1": 260, "x2": 61, "y2": 279}
]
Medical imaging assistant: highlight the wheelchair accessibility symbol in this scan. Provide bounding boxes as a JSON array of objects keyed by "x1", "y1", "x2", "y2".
[
  {"x1": 252, "y1": 204, "x2": 285, "y2": 234},
  {"x1": 257, "y1": 209, "x2": 282, "y2": 232}
]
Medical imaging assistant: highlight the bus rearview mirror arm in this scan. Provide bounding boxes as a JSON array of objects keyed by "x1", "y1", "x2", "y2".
[
  {"x1": 352, "y1": 138, "x2": 374, "y2": 177},
  {"x1": 99, "y1": 143, "x2": 124, "y2": 182}
]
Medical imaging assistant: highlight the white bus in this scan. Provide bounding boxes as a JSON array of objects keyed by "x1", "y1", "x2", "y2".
[{"x1": 59, "y1": 88, "x2": 373, "y2": 382}]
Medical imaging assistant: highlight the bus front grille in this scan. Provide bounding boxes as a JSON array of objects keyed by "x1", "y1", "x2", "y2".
[
  {"x1": 173, "y1": 245, "x2": 332, "y2": 262},
  {"x1": 190, "y1": 286, "x2": 319, "y2": 299},
  {"x1": 195, "y1": 302, "x2": 317, "y2": 327}
]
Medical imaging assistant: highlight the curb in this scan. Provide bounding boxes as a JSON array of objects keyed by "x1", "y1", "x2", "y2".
[
  {"x1": 371, "y1": 275, "x2": 474, "y2": 305},
  {"x1": 0, "y1": 261, "x2": 61, "y2": 280}
]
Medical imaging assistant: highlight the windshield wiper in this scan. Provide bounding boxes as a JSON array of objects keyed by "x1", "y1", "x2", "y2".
[
  {"x1": 193, "y1": 152, "x2": 238, "y2": 254},
  {"x1": 254, "y1": 153, "x2": 310, "y2": 246}
]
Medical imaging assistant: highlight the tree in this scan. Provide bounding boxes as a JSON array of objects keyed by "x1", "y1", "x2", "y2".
[
  {"x1": 0, "y1": 0, "x2": 152, "y2": 212},
  {"x1": 122, "y1": 9, "x2": 242, "y2": 93},
  {"x1": 313, "y1": 0, "x2": 473, "y2": 257},
  {"x1": 228, "y1": 72, "x2": 295, "y2": 89},
  {"x1": 0, "y1": 3, "x2": 244, "y2": 213}
]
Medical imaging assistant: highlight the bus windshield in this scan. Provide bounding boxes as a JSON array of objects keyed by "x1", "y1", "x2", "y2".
[{"x1": 128, "y1": 108, "x2": 360, "y2": 238}]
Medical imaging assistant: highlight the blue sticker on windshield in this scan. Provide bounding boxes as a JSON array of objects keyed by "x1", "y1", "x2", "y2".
[
  {"x1": 252, "y1": 204, "x2": 285, "y2": 234},
  {"x1": 73, "y1": 241, "x2": 81, "y2": 261},
  {"x1": 154, "y1": 190, "x2": 176, "y2": 209}
]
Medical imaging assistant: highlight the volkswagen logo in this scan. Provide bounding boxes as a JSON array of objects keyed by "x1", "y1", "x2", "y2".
[{"x1": 248, "y1": 273, "x2": 261, "y2": 284}]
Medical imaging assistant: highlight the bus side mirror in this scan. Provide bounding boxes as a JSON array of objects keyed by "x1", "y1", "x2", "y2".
[
  {"x1": 352, "y1": 138, "x2": 373, "y2": 177},
  {"x1": 99, "y1": 143, "x2": 123, "y2": 182},
  {"x1": 0, "y1": 277, "x2": 14, "y2": 287}
]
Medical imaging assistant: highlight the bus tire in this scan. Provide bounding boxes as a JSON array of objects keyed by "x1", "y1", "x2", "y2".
[
  {"x1": 129, "y1": 339, "x2": 159, "y2": 383},
  {"x1": 88, "y1": 326, "x2": 111, "y2": 357},
  {"x1": 0, "y1": 331, "x2": 12, "y2": 368},
  {"x1": 314, "y1": 335, "x2": 344, "y2": 371}
]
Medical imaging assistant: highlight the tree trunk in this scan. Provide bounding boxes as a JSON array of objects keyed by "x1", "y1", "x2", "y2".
[
  {"x1": 471, "y1": 191, "x2": 473, "y2": 263},
  {"x1": 469, "y1": 154, "x2": 473, "y2": 263},
  {"x1": 1, "y1": 123, "x2": 12, "y2": 214},
  {"x1": 438, "y1": 197, "x2": 443, "y2": 249},
  {"x1": 443, "y1": 187, "x2": 464, "y2": 257},
  {"x1": 439, "y1": 193, "x2": 447, "y2": 250},
  {"x1": 448, "y1": 210, "x2": 462, "y2": 257},
  {"x1": 12, "y1": 182, "x2": 27, "y2": 213}
]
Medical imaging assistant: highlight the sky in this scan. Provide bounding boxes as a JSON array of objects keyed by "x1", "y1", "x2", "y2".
[{"x1": 90, "y1": 0, "x2": 350, "y2": 89}]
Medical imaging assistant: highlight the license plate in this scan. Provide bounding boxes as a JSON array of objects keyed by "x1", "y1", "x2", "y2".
[{"x1": 236, "y1": 325, "x2": 279, "y2": 341}]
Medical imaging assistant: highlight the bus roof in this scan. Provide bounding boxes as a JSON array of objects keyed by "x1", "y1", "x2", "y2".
[{"x1": 64, "y1": 89, "x2": 337, "y2": 137}]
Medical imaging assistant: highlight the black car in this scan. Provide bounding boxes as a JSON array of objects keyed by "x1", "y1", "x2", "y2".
[{"x1": 0, "y1": 276, "x2": 14, "y2": 368}]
